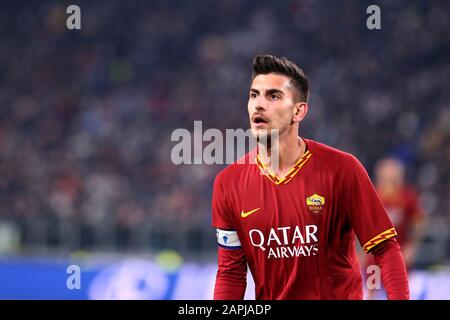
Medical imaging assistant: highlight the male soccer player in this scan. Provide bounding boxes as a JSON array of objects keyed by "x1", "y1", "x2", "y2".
[
  {"x1": 374, "y1": 157, "x2": 425, "y2": 269},
  {"x1": 212, "y1": 55, "x2": 409, "y2": 299},
  {"x1": 364, "y1": 157, "x2": 425, "y2": 299}
]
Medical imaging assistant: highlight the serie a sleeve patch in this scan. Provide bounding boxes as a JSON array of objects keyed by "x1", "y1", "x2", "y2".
[{"x1": 216, "y1": 229, "x2": 242, "y2": 249}]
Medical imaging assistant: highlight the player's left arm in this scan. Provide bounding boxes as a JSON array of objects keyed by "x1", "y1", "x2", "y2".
[
  {"x1": 371, "y1": 237, "x2": 409, "y2": 299},
  {"x1": 340, "y1": 154, "x2": 409, "y2": 299}
]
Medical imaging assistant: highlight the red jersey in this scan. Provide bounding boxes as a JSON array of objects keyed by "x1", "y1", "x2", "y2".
[
  {"x1": 212, "y1": 138, "x2": 397, "y2": 299},
  {"x1": 376, "y1": 186, "x2": 423, "y2": 247}
]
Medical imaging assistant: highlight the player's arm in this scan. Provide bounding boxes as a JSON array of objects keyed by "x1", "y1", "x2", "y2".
[
  {"x1": 211, "y1": 174, "x2": 247, "y2": 300},
  {"x1": 214, "y1": 229, "x2": 247, "y2": 299},
  {"x1": 370, "y1": 237, "x2": 409, "y2": 299},
  {"x1": 341, "y1": 154, "x2": 409, "y2": 299}
]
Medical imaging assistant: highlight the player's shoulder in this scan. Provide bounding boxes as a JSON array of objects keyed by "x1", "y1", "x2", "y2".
[
  {"x1": 305, "y1": 138, "x2": 361, "y2": 167},
  {"x1": 214, "y1": 151, "x2": 255, "y2": 184}
]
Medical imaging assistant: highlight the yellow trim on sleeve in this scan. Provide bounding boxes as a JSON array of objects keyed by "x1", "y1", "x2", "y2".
[{"x1": 363, "y1": 227, "x2": 397, "y2": 253}]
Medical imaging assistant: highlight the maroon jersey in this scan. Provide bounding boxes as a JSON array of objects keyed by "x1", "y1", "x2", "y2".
[
  {"x1": 212, "y1": 138, "x2": 397, "y2": 299},
  {"x1": 376, "y1": 185, "x2": 423, "y2": 248}
]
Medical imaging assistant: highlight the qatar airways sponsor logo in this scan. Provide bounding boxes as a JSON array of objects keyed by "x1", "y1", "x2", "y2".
[{"x1": 249, "y1": 225, "x2": 319, "y2": 259}]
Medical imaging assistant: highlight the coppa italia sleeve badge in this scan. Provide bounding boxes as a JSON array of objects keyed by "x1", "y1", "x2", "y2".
[{"x1": 306, "y1": 194, "x2": 325, "y2": 213}]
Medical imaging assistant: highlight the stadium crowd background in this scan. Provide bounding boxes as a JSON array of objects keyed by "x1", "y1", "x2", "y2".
[{"x1": 0, "y1": 0, "x2": 448, "y2": 271}]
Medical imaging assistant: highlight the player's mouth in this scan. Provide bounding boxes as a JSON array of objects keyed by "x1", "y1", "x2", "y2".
[{"x1": 252, "y1": 114, "x2": 269, "y2": 128}]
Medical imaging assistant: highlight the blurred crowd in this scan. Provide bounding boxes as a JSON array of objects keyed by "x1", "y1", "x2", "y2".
[{"x1": 0, "y1": 1, "x2": 448, "y2": 264}]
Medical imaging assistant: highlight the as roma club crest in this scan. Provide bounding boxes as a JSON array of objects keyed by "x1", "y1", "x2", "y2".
[{"x1": 306, "y1": 194, "x2": 325, "y2": 213}]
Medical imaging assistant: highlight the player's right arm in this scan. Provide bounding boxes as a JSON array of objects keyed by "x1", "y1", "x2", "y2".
[
  {"x1": 215, "y1": 233, "x2": 247, "y2": 299},
  {"x1": 212, "y1": 174, "x2": 247, "y2": 299}
]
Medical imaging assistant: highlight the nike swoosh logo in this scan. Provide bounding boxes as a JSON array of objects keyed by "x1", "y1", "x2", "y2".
[{"x1": 240, "y1": 208, "x2": 260, "y2": 218}]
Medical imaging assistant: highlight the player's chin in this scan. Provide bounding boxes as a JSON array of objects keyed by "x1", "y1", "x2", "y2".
[
  {"x1": 249, "y1": 128, "x2": 259, "y2": 139},
  {"x1": 251, "y1": 127, "x2": 271, "y2": 139}
]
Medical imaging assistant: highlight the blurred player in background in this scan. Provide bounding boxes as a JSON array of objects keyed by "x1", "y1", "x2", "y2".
[
  {"x1": 375, "y1": 157, "x2": 426, "y2": 269},
  {"x1": 364, "y1": 157, "x2": 426, "y2": 299},
  {"x1": 212, "y1": 55, "x2": 409, "y2": 300}
]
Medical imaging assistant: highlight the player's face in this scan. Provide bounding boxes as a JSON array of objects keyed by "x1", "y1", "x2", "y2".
[
  {"x1": 248, "y1": 73, "x2": 305, "y2": 139},
  {"x1": 375, "y1": 159, "x2": 405, "y2": 191}
]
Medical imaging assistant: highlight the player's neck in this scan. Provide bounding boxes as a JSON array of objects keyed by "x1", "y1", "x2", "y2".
[{"x1": 258, "y1": 132, "x2": 305, "y2": 177}]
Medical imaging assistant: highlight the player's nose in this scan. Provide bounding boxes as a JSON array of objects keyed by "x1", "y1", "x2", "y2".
[
  {"x1": 252, "y1": 94, "x2": 268, "y2": 110},
  {"x1": 255, "y1": 104, "x2": 266, "y2": 112}
]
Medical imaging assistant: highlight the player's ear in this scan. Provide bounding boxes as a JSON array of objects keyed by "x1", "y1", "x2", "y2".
[{"x1": 292, "y1": 102, "x2": 308, "y2": 123}]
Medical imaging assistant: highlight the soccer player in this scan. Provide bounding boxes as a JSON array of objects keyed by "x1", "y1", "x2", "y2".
[
  {"x1": 374, "y1": 157, "x2": 426, "y2": 269},
  {"x1": 212, "y1": 55, "x2": 409, "y2": 299},
  {"x1": 363, "y1": 157, "x2": 425, "y2": 299}
]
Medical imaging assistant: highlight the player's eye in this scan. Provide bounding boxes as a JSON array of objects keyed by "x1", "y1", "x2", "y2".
[
  {"x1": 250, "y1": 92, "x2": 258, "y2": 99},
  {"x1": 270, "y1": 94, "x2": 280, "y2": 100}
]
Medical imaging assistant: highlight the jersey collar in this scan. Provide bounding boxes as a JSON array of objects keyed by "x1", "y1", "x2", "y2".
[{"x1": 255, "y1": 140, "x2": 312, "y2": 185}]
